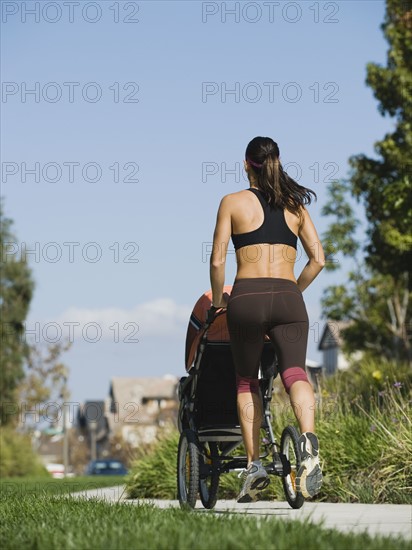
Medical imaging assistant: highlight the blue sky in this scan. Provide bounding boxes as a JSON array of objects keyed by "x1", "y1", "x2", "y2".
[{"x1": 1, "y1": 0, "x2": 392, "y2": 405}]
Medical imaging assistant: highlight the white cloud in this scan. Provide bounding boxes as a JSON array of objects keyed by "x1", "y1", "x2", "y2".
[{"x1": 47, "y1": 298, "x2": 191, "y2": 340}]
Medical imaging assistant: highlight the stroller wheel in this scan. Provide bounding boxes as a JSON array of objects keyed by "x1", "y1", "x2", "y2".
[
  {"x1": 177, "y1": 430, "x2": 199, "y2": 509},
  {"x1": 280, "y1": 426, "x2": 305, "y2": 509},
  {"x1": 199, "y1": 442, "x2": 220, "y2": 509}
]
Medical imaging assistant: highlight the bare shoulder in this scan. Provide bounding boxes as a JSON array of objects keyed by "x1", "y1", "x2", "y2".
[{"x1": 218, "y1": 189, "x2": 250, "y2": 208}]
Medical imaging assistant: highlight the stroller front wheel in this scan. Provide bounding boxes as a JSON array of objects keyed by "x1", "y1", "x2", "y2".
[{"x1": 177, "y1": 429, "x2": 199, "y2": 509}]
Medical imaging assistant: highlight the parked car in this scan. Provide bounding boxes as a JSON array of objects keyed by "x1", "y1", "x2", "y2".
[{"x1": 85, "y1": 459, "x2": 128, "y2": 476}]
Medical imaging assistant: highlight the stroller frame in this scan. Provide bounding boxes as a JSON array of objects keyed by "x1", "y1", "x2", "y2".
[{"x1": 177, "y1": 308, "x2": 305, "y2": 510}]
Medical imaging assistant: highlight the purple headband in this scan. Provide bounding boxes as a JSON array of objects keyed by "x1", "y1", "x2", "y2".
[{"x1": 246, "y1": 157, "x2": 263, "y2": 169}]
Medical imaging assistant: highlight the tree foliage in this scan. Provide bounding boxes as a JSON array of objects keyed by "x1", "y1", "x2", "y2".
[
  {"x1": 0, "y1": 200, "x2": 35, "y2": 425},
  {"x1": 17, "y1": 341, "x2": 72, "y2": 427},
  {"x1": 348, "y1": 0, "x2": 412, "y2": 277},
  {"x1": 321, "y1": 180, "x2": 361, "y2": 268},
  {"x1": 322, "y1": 263, "x2": 410, "y2": 361},
  {"x1": 320, "y1": 2, "x2": 411, "y2": 364}
]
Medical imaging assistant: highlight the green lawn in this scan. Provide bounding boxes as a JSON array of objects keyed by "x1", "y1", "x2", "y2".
[
  {"x1": 0, "y1": 476, "x2": 126, "y2": 497},
  {"x1": 0, "y1": 479, "x2": 409, "y2": 550}
]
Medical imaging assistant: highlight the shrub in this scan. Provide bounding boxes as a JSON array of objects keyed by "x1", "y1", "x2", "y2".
[
  {"x1": 0, "y1": 428, "x2": 49, "y2": 478},
  {"x1": 126, "y1": 430, "x2": 179, "y2": 499},
  {"x1": 320, "y1": 356, "x2": 411, "y2": 412}
]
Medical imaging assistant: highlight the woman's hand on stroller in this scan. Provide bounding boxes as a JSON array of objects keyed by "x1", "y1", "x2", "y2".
[{"x1": 206, "y1": 293, "x2": 229, "y2": 324}]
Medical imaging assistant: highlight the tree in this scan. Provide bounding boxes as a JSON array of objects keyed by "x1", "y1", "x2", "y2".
[
  {"x1": 320, "y1": 1, "x2": 412, "y2": 364},
  {"x1": 348, "y1": 0, "x2": 412, "y2": 278},
  {"x1": 321, "y1": 253, "x2": 410, "y2": 361},
  {"x1": 17, "y1": 340, "x2": 72, "y2": 430},
  {"x1": 0, "y1": 200, "x2": 35, "y2": 425},
  {"x1": 321, "y1": 180, "x2": 411, "y2": 362}
]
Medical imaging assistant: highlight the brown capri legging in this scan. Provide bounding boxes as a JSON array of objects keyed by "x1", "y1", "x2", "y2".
[{"x1": 226, "y1": 277, "x2": 310, "y2": 394}]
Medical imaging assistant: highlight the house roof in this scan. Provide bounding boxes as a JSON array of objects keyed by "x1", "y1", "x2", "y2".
[{"x1": 318, "y1": 320, "x2": 352, "y2": 350}]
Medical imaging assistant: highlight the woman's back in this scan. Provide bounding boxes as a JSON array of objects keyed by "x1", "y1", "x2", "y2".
[{"x1": 226, "y1": 187, "x2": 314, "y2": 282}]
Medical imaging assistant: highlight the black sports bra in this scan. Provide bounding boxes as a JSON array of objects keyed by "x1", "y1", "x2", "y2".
[{"x1": 231, "y1": 188, "x2": 298, "y2": 251}]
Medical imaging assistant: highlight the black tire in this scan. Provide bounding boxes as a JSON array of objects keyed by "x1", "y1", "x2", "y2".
[
  {"x1": 199, "y1": 442, "x2": 220, "y2": 509},
  {"x1": 177, "y1": 430, "x2": 199, "y2": 509},
  {"x1": 280, "y1": 426, "x2": 305, "y2": 509}
]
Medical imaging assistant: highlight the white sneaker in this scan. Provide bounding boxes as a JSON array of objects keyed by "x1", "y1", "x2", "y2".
[
  {"x1": 237, "y1": 460, "x2": 270, "y2": 503},
  {"x1": 296, "y1": 432, "x2": 323, "y2": 498}
]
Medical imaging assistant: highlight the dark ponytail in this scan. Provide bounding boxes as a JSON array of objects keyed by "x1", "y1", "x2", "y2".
[{"x1": 245, "y1": 136, "x2": 317, "y2": 217}]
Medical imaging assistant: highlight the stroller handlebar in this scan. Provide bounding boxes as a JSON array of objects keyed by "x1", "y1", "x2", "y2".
[{"x1": 205, "y1": 305, "x2": 227, "y2": 326}]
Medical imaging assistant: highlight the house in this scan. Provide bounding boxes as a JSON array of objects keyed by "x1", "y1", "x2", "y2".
[
  {"x1": 107, "y1": 375, "x2": 179, "y2": 447},
  {"x1": 318, "y1": 320, "x2": 355, "y2": 375}
]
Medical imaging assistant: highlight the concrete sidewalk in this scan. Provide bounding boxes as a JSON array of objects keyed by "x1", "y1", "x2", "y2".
[{"x1": 70, "y1": 486, "x2": 412, "y2": 540}]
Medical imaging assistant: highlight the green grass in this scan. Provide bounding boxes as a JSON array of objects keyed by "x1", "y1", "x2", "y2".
[
  {"x1": 0, "y1": 476, "x2": 126, "y2": 497},
  {"x1": 0, "y1": 494, "x2": 409, "y2": 550}
]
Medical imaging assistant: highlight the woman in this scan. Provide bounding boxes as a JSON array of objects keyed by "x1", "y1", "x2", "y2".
[{"x1": 209, "y1": 136, "x2": 325, "y2": 503}]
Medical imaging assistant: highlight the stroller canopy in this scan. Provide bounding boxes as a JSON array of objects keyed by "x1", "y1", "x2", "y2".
[{"x1": 185, "y1": 286, "x2": 232, "y2": 372}]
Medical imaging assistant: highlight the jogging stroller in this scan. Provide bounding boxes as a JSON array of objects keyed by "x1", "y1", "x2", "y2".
[{"x1": 177, "y1": 287, "x2": 305, "y2": 509}]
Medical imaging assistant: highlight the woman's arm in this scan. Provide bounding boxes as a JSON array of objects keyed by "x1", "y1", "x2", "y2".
[
  {"x1": 210, "y1": 196, "x2": 231, "y2": 307},
  {"x1": 296, "y1": 206, "x2": 325, "y2": 293}
]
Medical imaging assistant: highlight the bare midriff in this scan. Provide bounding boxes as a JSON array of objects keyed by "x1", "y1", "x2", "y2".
[{"x1": 235, "y1": 243, "x2": 297, "y2": 283}]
